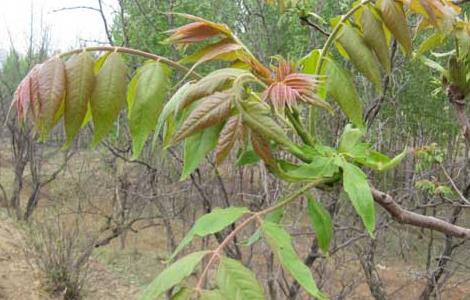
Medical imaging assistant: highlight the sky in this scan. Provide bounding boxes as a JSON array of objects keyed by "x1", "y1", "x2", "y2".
[{"x1": 0, "y1": 0, "x2": 116, "y2": 52}]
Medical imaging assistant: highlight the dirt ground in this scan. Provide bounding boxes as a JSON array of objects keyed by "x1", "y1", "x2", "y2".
[{"x1": 0, "y1": 217, "x2": 139, "y2": 300}]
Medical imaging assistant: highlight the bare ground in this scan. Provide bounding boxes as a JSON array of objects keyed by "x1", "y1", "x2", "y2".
[{"x1": 0, "y1": 217, "x2": 139, "y2": 300}]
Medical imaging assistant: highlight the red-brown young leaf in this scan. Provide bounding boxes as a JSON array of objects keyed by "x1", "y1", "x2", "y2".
[
  {"x1": 174, "y1": 92, "x2": 233, "y2": 143},
  {"x1": 263, "y1": 59, "x2": 327, "y2": 110},
  {"x1": 251, "y1": 131, "x2": 276, "y2": 166},
  {"x1": 35, "y1": 57, "x2": 66, "y2": 139},
  {"x1": 13, "y1": 65, "x2": 41, "y2": 124},
  {"x1": 215, "y1": 115, "x2": 243, "y2": 164}
]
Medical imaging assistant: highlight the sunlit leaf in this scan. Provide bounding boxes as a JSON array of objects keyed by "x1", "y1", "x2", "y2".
[{"x1": 377, "y1": 0, "x2": 412, "y2": 55}]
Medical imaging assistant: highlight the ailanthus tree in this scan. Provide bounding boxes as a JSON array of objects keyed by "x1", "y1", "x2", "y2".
[{"x1": 10, "y1": 0, "x2": 470, "y2": 299}]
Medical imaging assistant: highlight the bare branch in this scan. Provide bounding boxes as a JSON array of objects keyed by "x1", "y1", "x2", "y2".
[
  {"x1": 51, "y1": 6, "x2": 100, "y2": 13},
  {"x1": 372, "y1": 188, "x2": 470, "y2": 239}
]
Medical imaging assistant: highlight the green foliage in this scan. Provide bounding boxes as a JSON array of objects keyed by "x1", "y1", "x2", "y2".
[
  {"x1": 90, "y1": 53, "x2": 128, "y2": 146},
  {"x1": 216, "y1": 257, "x2": 266, "y2": 300},
  {"x1": 307, "y1": 195, "x2": 333, "y2": 254},
  {"x1": 139, "y1": 251, "x2": 209, "y2": 300},
  {"x1": 262, "y1": 221, "x2": 327, "y2": 300},
  {"x1": 128, "y1": 62, "x2": 171, "y2": 158},
  {"x1": 339, "y1": 160, "x2": 375, "y2": 236},
  {"x1": 170, "y1": 207, "x2": 249, "y2": 260}
]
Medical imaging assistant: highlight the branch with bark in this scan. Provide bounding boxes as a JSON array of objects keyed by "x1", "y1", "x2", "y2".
[{"x1": 372, "y1": 188, "x2": 470, "y2": 239}]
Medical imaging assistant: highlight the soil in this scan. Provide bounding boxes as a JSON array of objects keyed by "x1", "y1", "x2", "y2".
[{"x1": 0, "y1": 217, "x2": 139, "y2": 300}]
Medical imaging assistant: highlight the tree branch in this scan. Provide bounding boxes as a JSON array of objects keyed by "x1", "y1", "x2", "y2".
[{"x1": 372, "y1": 188, "x2": 470, "y2": 239}]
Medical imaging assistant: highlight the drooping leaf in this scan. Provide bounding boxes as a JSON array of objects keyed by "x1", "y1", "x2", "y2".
[
  {"x1": 217, "y1": 257, "x2": 266, "y2": 300},
  {"x1": 90, "y1": 53, "x2": 128, "y2": 146},
  {"x1": 262, "y1": 221, "x2": 327, "y2": 300},
  {"x1": 215, "y1": 115, "x2": 243, "y2": 164},
  {"x1": 139, "y1": 251, "x2": 209, "y2": 300},
  {"x1": 153, "y1": 82, "x2": 193, "y2": 148},
  {"x1": 377, "y1": 0, "x2": 412, "y2": 55},
  {"x1": 36, "y1": 57, "x2": 66, "y2": 140},
  {"x1": 299, "y1": 49, "x2": 327, "y2": 99},
  {"x1": 173, "y1": 92, "x2": 232, "y2": 143},
  {"x1": 64, "y1": 52, "x2": 95, "y2": 146},
  {"x1": 251, "y1": 131, "x2": 276, "y2": 167},
  {"x1": 325, "y1": 58, "x2": 364, "y2": 128},
  {"x1": 339, "y1": 161, "x2": 375, "y2": 236},
  {"x1": 336, "y1": 24, "x2": 382, "y2": 93},
  {"x1": 306, "y1": 195, "x2": 333, "y2": 254},
  {"x1": 361, "y1": 7, "x2": 391, "y2": 73},
  {"x1": 180, "y1": 68, "x2": 248, "y2": 109},
  {"x1": 179, "y1": 39, "x2": 243, "y2": 65},
  {"x1": 236, "y1": 148, "x2": 261, "y2": 166},
  {"x1": 181, "y1": 125, "x2": 222, "y2": 180},
  {"x1": 170, "y1": 207, "x2": 249, "y2": 261},
  {"x1": 241, "y1": 100, "x2": 291, "y2": 147},
  {"x1": 128, "y1": 62, "x2": 171, "y2": 159}
]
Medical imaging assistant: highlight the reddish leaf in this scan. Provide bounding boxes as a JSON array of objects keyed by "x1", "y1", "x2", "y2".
[
  {"x1": 263, "y1": 59, "x2": 328, "y2": 110},
  {"x1": 174, "y1": 92, "x2": 232, "y2": 143},
  {"x1": 36, "y1": 57, "x2": 66, "y2": 139},
  {"x1": 251, "y1": 131, "x2": 275, "y2": 166},
  {"x1": 215, "y1": 115, "x2": 243, "y2": 164}
]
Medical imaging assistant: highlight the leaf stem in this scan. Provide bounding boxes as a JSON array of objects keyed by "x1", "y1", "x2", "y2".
[
  {"x1": 193, "y1": 178, "x2": 331, "y2": 293},
  {"x1": 59, "y1": 46, "x2": 201, "y2": 79}
]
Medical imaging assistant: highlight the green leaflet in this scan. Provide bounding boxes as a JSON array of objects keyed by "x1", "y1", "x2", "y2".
[
  {"x1": 353, "y1": 146, "x2": 407, "y2": 172},
  {"x1": 241, "y1": 101, "x2": 291, "y2": 147},
  {"x1": 64, "y1": 52, "x2": 95, "y2": 147},
  {"x1": 325, "y1": 58, "x2": 364, "y2": 128},
  {"x1": 180, "y1": 125, "x2": 222, "y2": 180},
  {"x1": 280, "y1": 157, "x2": 339, "y2": 181},
  {"x1": 338, "y1": 124, "x2": 363, "y2": 153},
  {"x1": 128, "y1": 62, "x2": 171, "y2": 159},
  {"x1": 300, "y1": 49, "x2": 328, "y2": 99},
  {"x1": 169, "y1": 207, "x2": 249, "y2": 261},
  {"x1": 361, "y1": 7, "x2": 391, "y2": 73},
  {"x1": 139, "y1": 251, "x2": 209, "y2": 300},
  {"x1": 217, "y1": 257, "x2": 266, "y2": 300},
  {"x1": 377, "y1": 0, "x2": 412, "y2": 55},
  {"x1": 236, "y1": 148, "x2": 261, "y2": 166},
  {"x1": 336, "y1": 24, "x2": 382, "y2": 93},
  {"x1": 261, "y1": 221, "x2": 328, "y2": 300},
  {"x1": 153, "y1": 82, "x2": 193, "y2": 148},
  {"x1": 90, "y1": 53, "x2": 128, "y2": 146},
  {"x1": 414, "y1": 32, "x2": 447, "y2": 59},
  {"x1": 200, "y1": 290, "x2": 225, "y2": 300},
  {"x1": 170, "y1": 288, "x2": 192, "y2": 300},
  {"x1": 306, "y1": 195, "x2": 333, "y2": 254},
  {"x1": 339, "y1": 161, "x2": 375, "y2": 236},
  {"x1": 246, "y1": 207, "x2": 284, "y2": 246}
]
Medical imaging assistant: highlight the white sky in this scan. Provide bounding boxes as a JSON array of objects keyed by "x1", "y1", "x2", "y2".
[{"x1": 0, "y1": 0, "x2": 116, "y2": 52}]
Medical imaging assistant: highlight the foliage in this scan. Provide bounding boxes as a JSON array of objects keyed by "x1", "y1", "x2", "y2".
[{"x1": 10, "y1": 0, "x2": 470, "y2": 298}]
